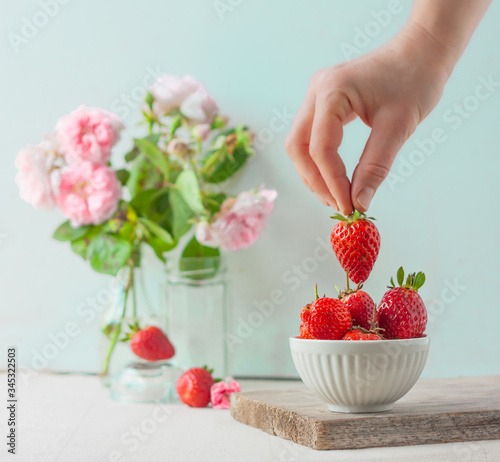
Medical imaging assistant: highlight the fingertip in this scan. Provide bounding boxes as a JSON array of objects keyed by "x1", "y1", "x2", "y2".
[
  {"x1": 353, "y1": 186, "x2": 375, "y2": 212},
  {"x1": 339, "y1": 198, "x2": 354, "y2": 217},
  {"x1": 329, "y1": 199, "x2": 339, "y2": 211}
]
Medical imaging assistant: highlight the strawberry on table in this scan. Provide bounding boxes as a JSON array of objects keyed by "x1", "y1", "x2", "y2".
[
  {"x1": 330, "y1": 210, "x2": 380, "y2": 284},
  {"x1": 176, "y1": 367, "x2": 215, "y2": 408},
  {"x1": 377, "y1": 267, "x2": 428, "y2": 339},
  {"x1": 300, "y1": 285, "x2": 351, "y2": 340},
  {"x1": 129, "y1": 326, "x2": 175, "y2": 361}
]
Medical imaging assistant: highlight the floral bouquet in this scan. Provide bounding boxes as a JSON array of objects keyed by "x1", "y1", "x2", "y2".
[{"x1": 15, "y1": 74, "x2": 277, "y2": 374}]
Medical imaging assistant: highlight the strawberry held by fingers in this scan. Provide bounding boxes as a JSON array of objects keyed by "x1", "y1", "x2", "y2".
[
  {"x1": 299, "y1": 285, "x2": 351, "y2": 340},
  {"x1": 330, "y1": 210, "x2": 380, "y2": 284},
  {"x1": 377, "y1": 267, "x2": 428, "y2": 339}
]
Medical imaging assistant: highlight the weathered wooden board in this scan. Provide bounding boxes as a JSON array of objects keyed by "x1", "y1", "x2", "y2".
[{"x1": 230, "y1": 375, "x2": 500, "y2": 450}]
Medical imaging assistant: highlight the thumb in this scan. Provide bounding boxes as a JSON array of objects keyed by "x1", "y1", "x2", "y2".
[{"x1": 351, "y1": 113, "x2": 415, "y2": 211}]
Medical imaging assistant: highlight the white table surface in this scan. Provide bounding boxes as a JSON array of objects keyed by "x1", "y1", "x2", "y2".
[{"x1": 1, "y1": 372, "x2": 499, "y2": 462}]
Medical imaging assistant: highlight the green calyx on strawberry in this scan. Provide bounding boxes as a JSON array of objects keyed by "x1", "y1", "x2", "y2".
[
  {"x1": 377, "y1": 267, "x2": 428, "y2": 340},
  {"x1": 331, "y1": 209, "x2": 376, "y2": 226},
  {"x1": 299, "y1": 284, "x2": 351, "y2": 340},
  {"x1": 330, "y1": 210, "x2": 381, "y2": 284},
  {"x1": 388, "y1": 266, "x2": 426, "y2": 291}
]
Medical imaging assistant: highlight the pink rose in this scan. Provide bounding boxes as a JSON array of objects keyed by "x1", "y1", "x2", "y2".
[
  {"x1": 57, "y1": 161, "x2": 121, "y2": 227},
  {"x1": 166, "y1": 138, "x2": 189, "y2": 158},
  {"x1": 56, "y1": 105, "x2": 124, "y2": 165},
  {"x1": 195, "y1": 221, "x2": 219, "y2": 247},
  {"x1": 195, "y1": 187, "x2": 277, "y2": 251},
  {"x1": 15, "y1": 133, "x2": 63, "y2": 210},
  {"x1": 192, "y1": 123, "x2": 211, "y2": 141},
  {"x1": 210, "y1": 378, "x2": 241, "y2": 409},
  {"x1": 150, "y1": 74, "x2": 199, "y2": 117},
  {"x1": 180, "y1": 86, "x2": 219, "y2": 123},
  {"x1": 149, "y1": 74, "x2": 218, "y2": 123}
]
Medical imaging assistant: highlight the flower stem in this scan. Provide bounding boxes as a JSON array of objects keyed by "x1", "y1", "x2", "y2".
[
  {"x1": 346, "y1": 270, "x2": 350, "y2": 292},
  {"x1": 132, "y1": 270, "x2": 137, "y2": 319},
  {"x1": 100, "y1": 267, "x2": 133, "y2": 377}
]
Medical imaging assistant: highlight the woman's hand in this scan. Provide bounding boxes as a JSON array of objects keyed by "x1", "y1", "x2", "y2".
[{"x1": 285, "y1": 22, "x2": 452, "y2": 214}]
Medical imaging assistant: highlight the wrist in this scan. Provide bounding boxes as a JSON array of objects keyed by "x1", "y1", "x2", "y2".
[{"x1": 391, "y1": 21, "x2": 456, "y2": 84}]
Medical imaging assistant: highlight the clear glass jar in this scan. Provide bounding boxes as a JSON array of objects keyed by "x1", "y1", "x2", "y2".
[
  {"x1": 100, "y1": 265, "x2": 183, "y2": 403},
  {"x1": 165, "y1": 256, "x2": 229, "y2": 377},
  {"x1": 99, "y1": 265, "x2": 165, "y2": 383}
]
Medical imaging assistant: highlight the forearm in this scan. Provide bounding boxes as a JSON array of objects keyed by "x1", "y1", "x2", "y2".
[{"x1": 404, "y1": 0, "x2": 492, "y2": 77}]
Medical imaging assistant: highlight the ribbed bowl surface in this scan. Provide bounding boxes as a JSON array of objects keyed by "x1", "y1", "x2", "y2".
[{"x1": 290, "y1": 336, "x2": 430, "y2": 413}]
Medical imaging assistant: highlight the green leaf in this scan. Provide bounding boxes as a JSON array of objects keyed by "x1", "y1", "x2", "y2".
[
  {"x1": 203, "y1": 192, "x2": 227, "y2": 216},
  {"x1": 125, "y1": 134, "x2": 161, "y2": 163},
  {"x1": 389, "y1": 276, "x2": 395, "y2": 287},
  {"x1": 87, "y1": 234, "x2": 133, "y2": 276},
  {"x1": 138, "y1": 218, "x2": 174, "y2": 246},
  {"x1": 397, "y1": 267, "x2": 405, "y2": 287},
  {"x1": 146, "y1": 237, "x2": 174, "y2": 263},
  {"x1": 53, "y1": 221, "x2": 91, "y2": 242},
  {"x1": 69, "y1": 226, "x2": 102, "y2": 260},
  {"x1": 181, "y1": 235, "x2": 220, "y2": 258},
  {"x1": 179, "y1": 236, "x2": 220, "y2": 280},
  {"x1": 115, "y1": 169, "x2": 130, "y2": 186},
  {"x1": 330, "y1": 214, "x2": 347, "y2": 221},
  {"x1": 131, "y1": 189, "x2": 159, "y2": 215},
  {"x1": 124, "y1": 146, "x2": 140, "y2": 163},
  {"x1": 175, "y1": 170, "x2": 204, "y2": 214},
  {"x1": 170, "y1": 189, "x2": 195, "y2": 239},
  {"x1": 414, "y1": 272, "x2": 426, "y2": 291},
  {"x1": 127, "y1": 155, "x2": 162, "y2": 197},
  {"x1": 134, "y1": 138, "x2": 169, "y2": 178},
  {"x1": 102, "y1": 202, "x2": 137, "y2": 244},
  {"x1": 71, "y1": 238, "x2": 90, "y2": 259},
  {"x1": 134, "y1": 189, "x2": 173, "y2": 235},
  {"x1": 201, "y1": 144, "x2": 252, "y2": 183}
]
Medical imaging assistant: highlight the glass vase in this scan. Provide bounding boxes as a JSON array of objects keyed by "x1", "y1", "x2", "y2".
[
  {"x1": 100, "y1": 265, "x2": 182, "y2": 402},
  {"x1": 165, "y1": 256, "x2": 229, "y2": 377}
]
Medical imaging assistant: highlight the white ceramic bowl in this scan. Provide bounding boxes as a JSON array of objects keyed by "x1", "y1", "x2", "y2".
[{"x1": 290, "y1": 336, "x2": 430, "y2": 413}]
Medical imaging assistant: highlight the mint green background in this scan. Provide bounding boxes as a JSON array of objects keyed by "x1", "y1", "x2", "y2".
[{"x1": 1, "y1": 0, "x2": 499, "y2": 378}]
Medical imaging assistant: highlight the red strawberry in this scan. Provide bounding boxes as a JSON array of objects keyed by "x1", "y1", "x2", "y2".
[
  {"x1": 299, "y1": 303, "x2": 314, "y2": 339},
  {"x1": 331, "y1": 211, "x2": 380, "y2": 284},
  {"x1": 342, "y1": 329, "x2": 382, "y2": 341},
  {"x1": 176, "y1": 367, "x2": 215, "y2": 408},
  {"x1": 377, "y1": 267, "x2": 427, "y2": 339},
  {"x1": 299, "y1": 321, "x2": 313, "y2": 339},
  {"x1": 130, "y1": 326, "x2": 175, "y2": 361},
  {"x1": 300, "y1": 286, "x2": 351, "y2": 340},
  {"x1": 339, "y1": 287, "x2": 376, "y2": 331}
]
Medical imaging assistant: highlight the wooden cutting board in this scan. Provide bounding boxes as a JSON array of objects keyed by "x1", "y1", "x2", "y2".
[{"x1": 230, "y1": 375, "x2": 500, "y2": 450}]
